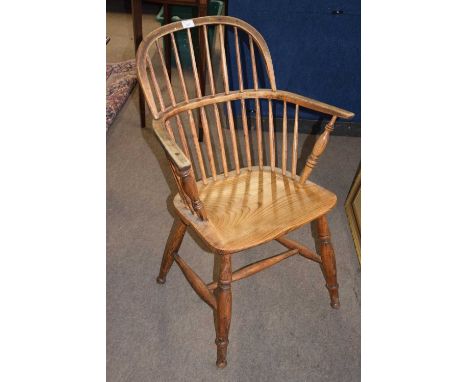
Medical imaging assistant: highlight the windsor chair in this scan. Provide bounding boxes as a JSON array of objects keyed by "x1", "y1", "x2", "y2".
[{"x1": 136, "y1": 16, "x2": 354, "y2": 368}]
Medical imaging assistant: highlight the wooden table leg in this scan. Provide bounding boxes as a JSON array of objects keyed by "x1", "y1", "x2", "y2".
[{"x1": 131, "y1": 0, "x2": 146, "y2": 128}]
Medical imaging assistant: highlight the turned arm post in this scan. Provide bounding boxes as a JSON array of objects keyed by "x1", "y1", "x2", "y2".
[
  {"x1": 178, "y1": 167, "x2": 208, "y2": 221},
  {"x1": 154, "y1": 120, "x2": 207, "y2": 221},
  {"x1": 299, "y1": 115, "x2": 337, "y2": 184}
]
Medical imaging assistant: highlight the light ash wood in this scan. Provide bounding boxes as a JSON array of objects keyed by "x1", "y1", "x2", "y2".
[
  {"x1": 202, "y1": 25, "x2": 229, "y2": 176},
  {"x1": 282, "y1": 101, "x2": 288, "y2": 175},
  {"x1": 156, "y1": 218, "x2": 187, "y2": 284},
  {"x1": 206, "y1": 249, "x2": 298, "y2": 290},
  {"x1": 299, "y1": 116, "x2": 337, "y2": 184},
  {"x1": 174, "y1": 254, "x2": 217, "y2": 310},
  {"x1": 215, "y1": 254, "x2": 232, "y2": 368},
  {"x1": 170, "y1": 32, "x2": 208, "y2": 184},
  {"x1": 255, "y1": 98, "x2": 263, "y2": 169},
  {"x1": 160, "y1": 89, "x2": 353, "y2": 122},
  {"x1": 186, "y1": 29, "x2": 217, "y2": 180},
  {"x1": 179, "y1": 168, "x2": 208, "y2": 221},
  {"x1": 268, "y1": 99, "x2": 275, "y2": 170},
  {"x1": 275, "y1": 236, "x2": 322, "y2": 263},
  {"x1": 146, "y1": 57, "x2": 164, "y2": 113},
  {"x1": 173, "y1": 167, "x2": 337, "y2": 254},
  {"x1": 168, "y1": 159, "x2": 193, "y2": 212},
  {"x1": 234, "y1": 26, "x2": 252, "y2": 170},
  {"x1": 136, "y1": 16, "x2": 353, "y2": 369},
  {"x1": 153, "y1": 120, "x2": 191, "y2": 171},
  {"x1": 249, "y1": 34, "x2": 264, "y2": 169},
  {"x1": 155, "y1": 39, "x2": 191, "y2": 159},
  {"x1": 316, "y1": 215, "x2": 340, "y2": 309},
  {"x1": 218, "y1": 25, "x2": 240, "y2": 174},
  {"x1": 291, "y1": 104, "x2": 299, "y2": 177}
]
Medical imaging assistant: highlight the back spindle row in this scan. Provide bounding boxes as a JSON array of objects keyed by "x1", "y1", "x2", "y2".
[{"x1": 164, "y1": 98, "x2": 302, "y2": 182}]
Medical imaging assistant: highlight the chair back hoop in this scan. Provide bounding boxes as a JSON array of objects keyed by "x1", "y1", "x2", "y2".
[
  {"x1": 136, "y1": 16, "x2": 339, "y2": 217},
  {"x1": 136, "y1": 16, "x2": 277, "y2": 119}
]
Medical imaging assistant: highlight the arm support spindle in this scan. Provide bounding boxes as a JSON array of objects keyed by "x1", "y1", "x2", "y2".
[
  {"x1": 299, "y1": 116, "x2": 337, "y2": 184},
  {"x1": 179, "y1": 168, "x2": 208, "y2": 221}
]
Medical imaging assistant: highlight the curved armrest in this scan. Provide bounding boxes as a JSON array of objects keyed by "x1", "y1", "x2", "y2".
[
  {"x1": 160, "y1": 89, "x2": 354, "y2": 122},
  {"x1": 152, "y1": 119, "x2": 207, "y2": 220},
  {"x1": 275, "y1": 90, "x2": 354, "y2": 120},
  {"x1": 152, "y1": 119, "x2": 191, "y2": 172}
]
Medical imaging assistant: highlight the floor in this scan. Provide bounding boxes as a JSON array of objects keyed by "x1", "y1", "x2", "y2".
[{"x1": 107, "y1": 12, "x2": 361, "y2": 382}]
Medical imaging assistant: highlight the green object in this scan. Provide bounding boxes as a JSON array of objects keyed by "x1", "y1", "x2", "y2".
[{"x1": 155, "y1": 1, "x2": 224, "y2": 66}]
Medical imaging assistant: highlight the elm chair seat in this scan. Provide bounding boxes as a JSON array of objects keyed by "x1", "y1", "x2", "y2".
[{"x1": 173, "y1": 167, "x2": 337, "y2": 253}]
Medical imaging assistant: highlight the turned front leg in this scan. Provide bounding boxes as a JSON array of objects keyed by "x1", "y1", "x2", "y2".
[
  {"x1": 214, "y1": 254, "x2": 232, "y2": 368},
  {"x1": 316, "y1": 215, "x2": 340, "y2": 309},
  {"x1": 157, "y1": 218, "x2": 187, "y2": 284}
]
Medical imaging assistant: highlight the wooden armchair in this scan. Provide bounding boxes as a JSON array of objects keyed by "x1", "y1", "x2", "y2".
[{"x1": 136, "y1": 16, "x2": 354, "y2": 368}]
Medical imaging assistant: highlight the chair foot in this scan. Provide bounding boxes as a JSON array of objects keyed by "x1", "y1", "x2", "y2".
[
  {"x1": 215, "y1": 338, "x2": 228, "y2": 368},
  {"x1": 156, "y1": 276, "x2": 166, "y2": 284},
  {"x1": 327, "y1": 285, "x2": 340, "y2": 309}
]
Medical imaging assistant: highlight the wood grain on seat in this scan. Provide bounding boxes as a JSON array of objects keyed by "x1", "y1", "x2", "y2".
[{"x1": 174, "y1": 167, "x2": 337, "y2": 253}]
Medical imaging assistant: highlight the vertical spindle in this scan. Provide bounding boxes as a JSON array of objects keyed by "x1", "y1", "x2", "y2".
[
  {"x1": 249, "y1": 35, "x2": 263, "y2": 169},
  {"x1": 202, "y1": 25, "x2": 229, "y2": 177},
  {"x1": 155, "y1": 39, "x2": 190, "y2": 158},
  {"x1": 268, "y1": 99, "x2": 275, "y2": 170},
  {"x1": 282, "y1": 101, "x2": 287, "y2": 175},
  {"x1": 234, "y1": 27, "x2": 252, "y2": 170},
  {"x1": 171, "y1": 32, "x2": 207, "y2": 184},
  {"x1": 146, "y1": 57, "x2": 165, "y2": 112},
  {"x1": 138, "y1": 56, "x2": 158, "y2": 118},
  {"x1": 291, "y1": 104, "x2": 299, "y2": 178},
  {"x1": 187, "y1": 29, "x2": 217, "y2": 180},
  {"x1": 219, "y1": 25, "x2": 240, "y2": 174}
]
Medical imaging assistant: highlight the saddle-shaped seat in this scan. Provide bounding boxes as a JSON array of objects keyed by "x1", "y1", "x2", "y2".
[{"x1": 174, "y1": 167, "x2": 337, "y2": 253}]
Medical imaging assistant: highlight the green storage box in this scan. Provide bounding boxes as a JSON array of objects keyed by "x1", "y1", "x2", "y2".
[{"x1": 155, "y1": 1, "x2": 224, "y2": 66}]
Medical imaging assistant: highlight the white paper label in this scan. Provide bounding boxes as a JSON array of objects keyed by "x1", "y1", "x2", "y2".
[{"x1": 181, "y1": 19, "x2": 195, "y2": 29}]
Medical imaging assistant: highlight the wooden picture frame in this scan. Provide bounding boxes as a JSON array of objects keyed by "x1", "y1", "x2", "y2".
[{"x1": 345, "y1": 165, "x2": 361, "y2": 263}]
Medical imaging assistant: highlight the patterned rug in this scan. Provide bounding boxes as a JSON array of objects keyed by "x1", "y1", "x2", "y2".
[{"x1": 106, "y1": 59, "x2": 137, "y2": 131}]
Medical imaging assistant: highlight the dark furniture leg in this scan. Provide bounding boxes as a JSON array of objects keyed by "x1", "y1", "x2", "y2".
[{"x1": 131, "y1": 0, "x2": 146, "y2": 128}]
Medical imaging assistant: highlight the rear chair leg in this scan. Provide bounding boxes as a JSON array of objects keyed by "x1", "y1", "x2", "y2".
[
  {"x1": 156, "y1": 218, "x2": 187, "y2": 284},
  {"x1": 214, "y1": 254, "x2": 232, "y2": 368},
  {"x1": 316, "y1": 215, "x2": 340, "y2": 309}
]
